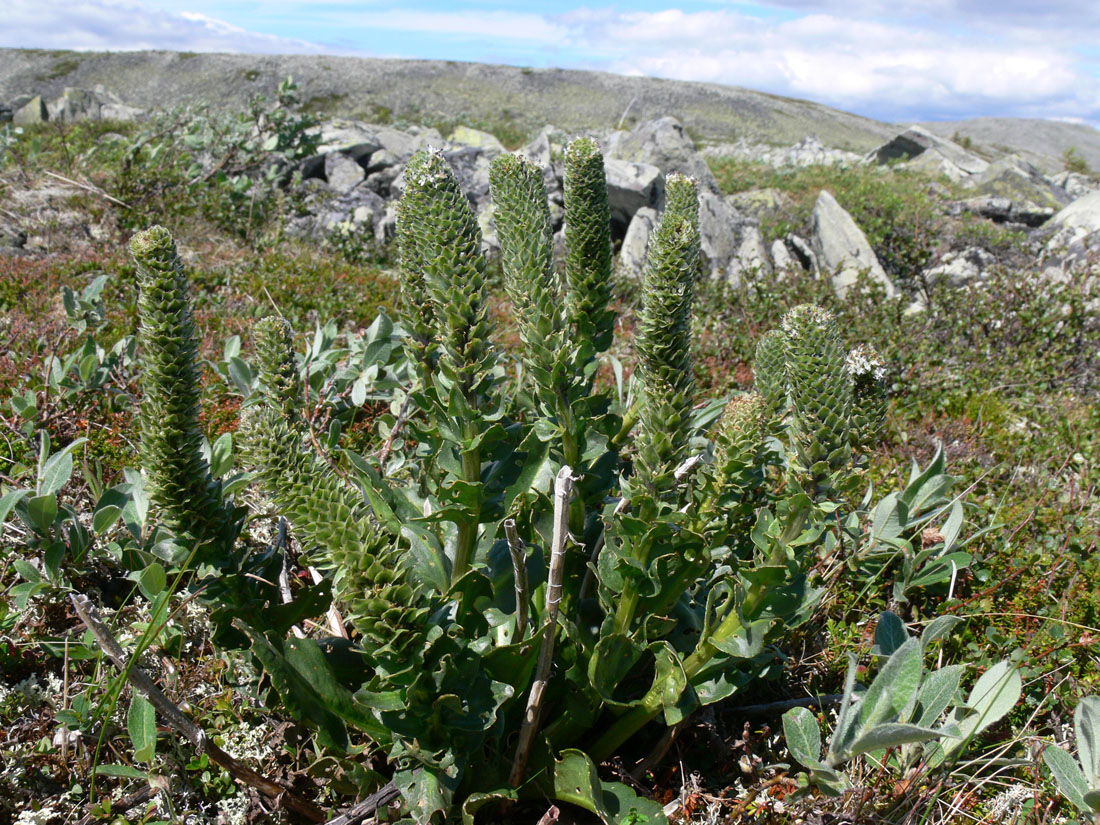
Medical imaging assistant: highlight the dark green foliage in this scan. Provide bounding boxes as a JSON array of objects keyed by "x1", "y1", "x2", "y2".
[
  {"x1": 564, "y1": 137, "x2": 615, "y2": 356},
  {"x1": 130, "y1": 226, "x2": 226, "y2": 540},
  {"x1": 782, "y1": 304, "x2": 852, "y2": 497},
  {"x1": 635, "y1": 174, "x2": 701, "y2": 491}
]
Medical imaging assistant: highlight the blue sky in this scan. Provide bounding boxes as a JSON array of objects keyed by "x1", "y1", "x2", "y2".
[{"x1": 6, "y1": 0, "x2": 1100, "y2": 125}]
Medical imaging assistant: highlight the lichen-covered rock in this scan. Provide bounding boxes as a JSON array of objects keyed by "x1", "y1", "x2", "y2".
[
  {"x1": 811, "y1": 191, "x2": 896, "y2": 298},
  {"x1": 604, "y1": 117, "x2": 719, "y2": 193},
  {"x1": 604, "y1": 158, "x2": 663, "y2": 228},
  {"x1": 617, "y1": 206, "x2": 657, "y2": 278}
]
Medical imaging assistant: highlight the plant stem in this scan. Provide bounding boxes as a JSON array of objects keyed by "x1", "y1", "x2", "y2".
[
  {"x1": 510, "y1": 466, "x2": 575, "y2": 787},
  {"x1": 452, "y1": 437, "x2": 482, "y2": 583},
  {"x1": 591, "y1": 504, "x2": 811, "y2": 761}
]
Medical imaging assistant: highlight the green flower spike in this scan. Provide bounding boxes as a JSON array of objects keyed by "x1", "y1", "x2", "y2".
[
  {"x1": 242, "y1": 406, "x2": 422, "y2": 659},
  {"x1": 781, "y1": 304, "x2": 852, "y2": 498},
  {"x1": 846, "y1": 344, "x2": 887, "y2": 453},
  {"x1": 400, "y1": 148, "x2": 494, "y2": 399},
  {"x1": 563, "y1": 137, "x2": 615, "y2": 357},
  {"x1": 130, "y1": 226, "x2": 226, "y2": 540},
  {"x1": 489, "y1": 152, "x2": 565, "y2": 403},
  {"x1": 753, "y1": 329, "x2": 788, "y2": 426},
  {"x1": 635, "y1": 174, "x2": 701, "y2": 492},
  {"x1": 253, "y1": 315, "x2": 299, "y2": 420}
]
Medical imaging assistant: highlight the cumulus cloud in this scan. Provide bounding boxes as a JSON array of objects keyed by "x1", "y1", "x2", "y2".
[{"x1": 1, "y1": 0, "x2": 334, "y2": 55}]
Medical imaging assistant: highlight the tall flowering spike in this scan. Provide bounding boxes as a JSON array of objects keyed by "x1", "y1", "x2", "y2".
[
  {"x1": 846, "y1": 344, "x2": 887, "y2": 452},
  {"x1": 754, "y1": 329, "x2": 789, "y2": 424},
  {"x1": 563, "y1": 137, "x2": 615, "y2": 354},
  {"x1": 663, "y1": 174, "x2": 700, "y2": 232},
  {"x1": 635, "y1": 174, "x2": 701, "y2": 491},
  {"x1": 254, "y1": 316, "x2": 299, "y2": 420},
  {"x1": 130, "y1": 226, "x2": 224, "y2": 538},
  {"x1": 396, "y1": 180, "x2": 438, "y2": 382},
  {"x1": 489, "y1": 152, "x2": 564, "y2": 395},
  {"x1": 714, "y1": 393, "x2": 766, "y2": 476},
  {"x1": 241, "y1": 406, "x2": 424, "y2": 659},
  {"x1": 781, "y1": 304, "x2": 852, "y2": 497},
  {"x1": 399, "y1": 149, "x2": 494, "y2": 396}
]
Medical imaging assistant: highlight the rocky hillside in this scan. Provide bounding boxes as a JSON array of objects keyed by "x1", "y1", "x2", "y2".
[{"x1": 3, "y1": 47, "x2": 1098, "y2": 173}]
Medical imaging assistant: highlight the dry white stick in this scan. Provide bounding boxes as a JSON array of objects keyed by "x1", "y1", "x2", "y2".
[
  {"x1": 509, "y1": 466, "x2": 575, "y2": 788},
  {"x1": 43, "y1": 169, "x2": 132, "y2": 209},
  {"x1": 273, "y1": 519, "x2": 306, "y2": 640},
  {"x1": 309, "y1": 566, "x2": 350, "y2": 638},
  {"x1": 673, "y1": 454, "x2": 704, "y2": 482},
  {"x1": 504, "y1": 518, "x2": 529, "y2": 643},
  {"x1": 69, "y1": 593, "x2": 325, "y2": 822}
]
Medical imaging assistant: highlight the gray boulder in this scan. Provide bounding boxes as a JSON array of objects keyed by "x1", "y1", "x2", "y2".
[
  {"x1": 811, "y1": 190, "x2": 896, "y2": 298},
  {"x1": 1050, "y1": 171, "x2": 1098, "y2": 201},
  {"x1": 317, "y1": 120, "x2": 383, "y2": 156},
  {"x1": 728, "y1": 223, "x2": 771, "y2": 284},
  {"x1": 604, "y1": 117, "x2": 719, "y2": 193},
  {"x1": 727, "y1": 188, "x2": 794, "y2": 222},
  {"x1": 617, "y1": 207, "x2": 658, "y2": 278},
  {"x1": 787, "y1": 234, "x2": 819, "y2": 276},
  {"x1": 325, "y1": 152, "x2": 366, "y2": 193},
  {"x1": 867, "y1": 126, "x2": 988, "y2": 180},
  {"x1": 923, "y1": 247, "x2": 995, "y2": 289},
  {"x1": 962, "y1": 156, "x2": 1070, "y2": 210},
  {"x1": 604, "y1": 159, "x2": 663, "y2": 228},
  {"x1": 13, "y1": 96, "x2": 47, "y2": 125},
  {"x1": 771, "y1": 239, "x2": 795, "y2": 276},
  {"x1": 449, "y1": 125, "x2": 505, "y2": 155},
  {"x1": 951, "y1": 196, "x2": 1054, "y2": 227},
  {"x1": 1040, "y1": 191, "x2": 1100, "y2": 279}
]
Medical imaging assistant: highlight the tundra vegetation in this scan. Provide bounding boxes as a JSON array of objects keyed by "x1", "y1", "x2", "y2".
[{"x1": 0, "y1": 86, "x2": 1097, "y2": 825}]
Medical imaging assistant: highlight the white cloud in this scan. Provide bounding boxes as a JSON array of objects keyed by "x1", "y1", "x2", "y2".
[{"x1": 1, "y1": 0, "x2": 334, "y2": 54}]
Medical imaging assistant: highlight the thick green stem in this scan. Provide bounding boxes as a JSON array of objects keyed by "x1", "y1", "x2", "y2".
[
  {"x1": 451, "y1": 424, "x2": 482, "y2": 583},
  {"x1": 592, "y1": 504, "x2": 810, "y2": 760},
  {"x1": 611, "y1": 498, "x2": 657, "y2": 635}
]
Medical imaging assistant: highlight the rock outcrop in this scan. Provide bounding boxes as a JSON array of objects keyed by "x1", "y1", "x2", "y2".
[{"x1": 811, "y1": 191, "x2": 896, "y2": 298}]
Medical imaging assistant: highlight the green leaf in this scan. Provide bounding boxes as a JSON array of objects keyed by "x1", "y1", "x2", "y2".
[
  {"x1": 209, "y1": 433, "x2": 233, "y2": 478},
  {"x1": 783, "y1": 706, "x2": 823, "y2": 768},
  {"x1": 237, "y1": 623, "x2": 349, "y2": 750},
  {"x1": 12, "y1": 558, "x2": 43, "y2": 584},
  {"x1": 1076, "y1": 696, "x2": 1100, "y2": 788},
  {"x1": 909, "y1": 551, "x2": 971, "y2": 588},
  {"x1": 1044, "y1": 744, "x2": 1090, "y2": 813},
  {"x1": 395, "y1": 764, "x2": 460, "y2": 825},
  {"x1": 0, "y1": 489, "x2": 30, "y2": 532},
  {"x1": 127, "y1": 693, "x2": 157, "y2": 764},
  {"x1": 945, "y1": 660, "x2": 1021, "y2": 758},
  {"x1": 91, "y1": 764, "x2": 148, "y2": 779},
  {"x1": 859, "y1": 638, "x2": 923, "y2": 730},
  {"x1": 916, "y1": 665, "x2": 963, "y2": 728},
  {"x1": 589, "y1": 634, "x2": 647, "y2": 708},
  {"x1": 941, "y1": 500, "x2": 964, "y2": 552},
  {"x1": 871, "y1": 493, "x2": 906, "y2": 543},
  {"x1": 550, "y1": 750, "x2": 666, "y2": 825},
  {"x1": 872, "y1": 611, "x2": 908, "y2": 658},
  {"x1": 920, "y1": 616, "x2": 963, "y2": 651},
  {"x1": 131, "y1": 563, "x2": 167, "y2": 600},
  {"x1": 39, "y1": 437, "x2": 88, "y2": 496},
  {"x1": 462, "y1": 788, "x2": 518, "y2": 825},
  {"x1": 848, "y1": 722, "x2": 953, "y2": 757},
  {"x1": 26, "y1": 494, "x2": 58, "y2": 533},
  {"x1": 92, "y1": 504, "x2": 123, "y2": 534}
]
